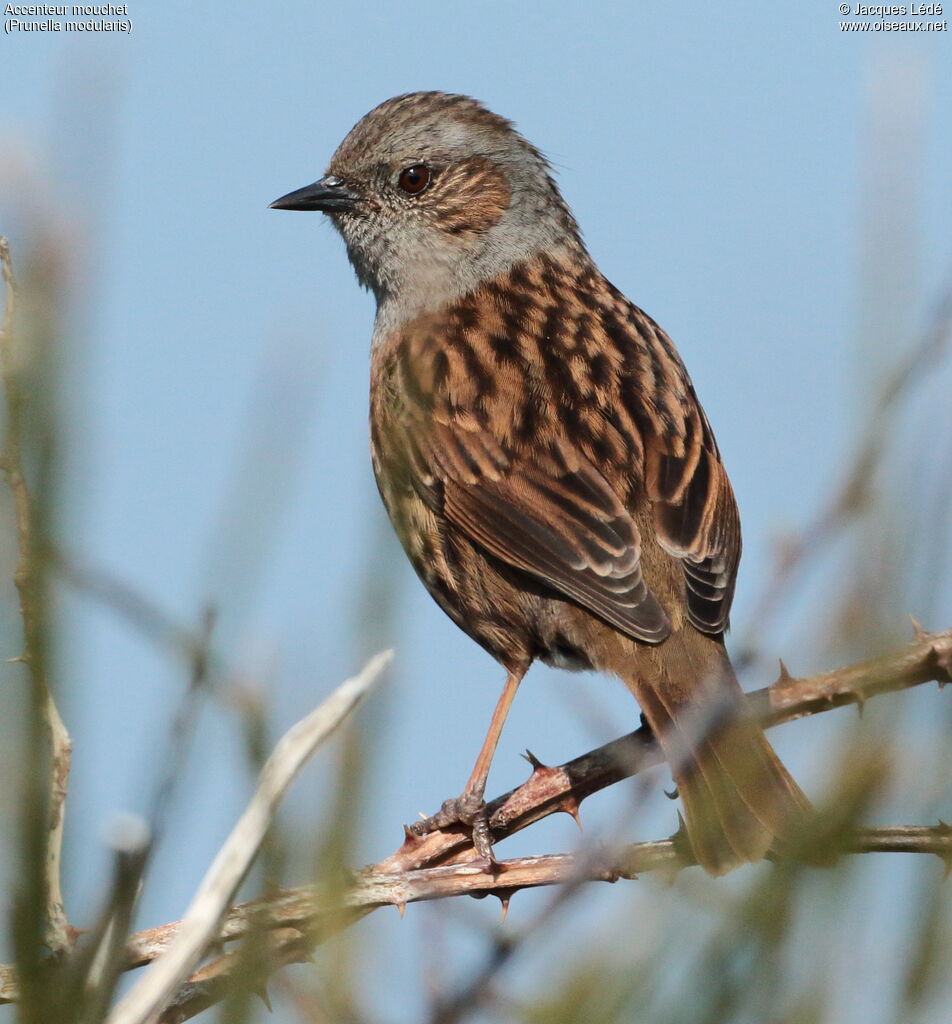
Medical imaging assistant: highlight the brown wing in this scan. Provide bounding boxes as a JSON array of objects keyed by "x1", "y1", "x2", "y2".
[
  {"x1": 646, "y1": 432, "x2": 740, "y2": 633},
  {"x1": 381, "y1": 253, "x2": 739, "y2": 640},
  {"x1": 619, "y1": 305, "x2": 741, "y2": 634},
  {"x1": 434, "y1": 431, "x2": 671, "y2": 643}
]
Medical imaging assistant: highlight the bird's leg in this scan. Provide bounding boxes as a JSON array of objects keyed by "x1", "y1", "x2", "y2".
[{"x1": 409, "y1": 669, "x2": 524, "y2": 864}]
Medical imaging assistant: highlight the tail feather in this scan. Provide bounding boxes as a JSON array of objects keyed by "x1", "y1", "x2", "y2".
[{"x1": 625, "y1": 633, "x2": 810, "y2": 875}]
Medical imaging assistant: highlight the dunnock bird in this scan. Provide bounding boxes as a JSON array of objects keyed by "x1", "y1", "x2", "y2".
[{"x1": 271, "y1": 92, "x2": 810, "y2": 874}]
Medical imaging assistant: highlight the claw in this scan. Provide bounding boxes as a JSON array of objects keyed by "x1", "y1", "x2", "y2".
[
  {"x1": 470, "y1": 810, "x2": 496, "y2": 867},
  {"x1": 408, "y1": 791, "x2": 496, "y2": 862}
]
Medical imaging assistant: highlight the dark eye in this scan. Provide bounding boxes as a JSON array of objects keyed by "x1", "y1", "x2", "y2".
[{"x1": 397, "y1": 164, "x2": 431, "y2": 195}]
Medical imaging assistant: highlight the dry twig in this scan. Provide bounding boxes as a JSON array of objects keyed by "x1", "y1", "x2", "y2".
[
  {"x1": 103, "y1": 650, "x2": 391, "y2": 1024},
  {"x1": 121, "y1": 824, "x2": 952, "y2": 1024},
  {"x1": 24, "y1": 623, "x2": 944, "y2": 1023},
  {"x1": 377, "y1": 623, "x2": 952, "y2": 876},
  {"x1": 0, "y1": 625, "x2": 948, "y2": 1016},
  {"x1": 0, "y1": 236, "x2": 72, "y2": 955}
]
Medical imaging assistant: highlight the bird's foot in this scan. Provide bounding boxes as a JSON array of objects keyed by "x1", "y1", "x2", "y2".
[{"x1": 407, "y1": 791, "x2": 496, "y2": 868}]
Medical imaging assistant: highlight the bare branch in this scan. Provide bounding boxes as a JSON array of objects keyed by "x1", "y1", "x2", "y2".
[
  {"x1": 53, "y1": 547, "x2": 211, "y2": 671},
  {"x1": 103, "y1": 650, "x2": 392, "y2": 1024},
  {"x1": 130, "y1": 825, "x2": 952, "y2": 1024},
  {"x1": 378, "y1": 624, "x2": 952, "y2": 875},
  {"x1": 0, "y1": 235, "x2": 72, "y2": 955},
  {"x1": 1, "y1": 626, "x2": 947, "y2": 1015},
  {"x1": 70, "y1": 624, "x2": 952, "y2": 1022}
]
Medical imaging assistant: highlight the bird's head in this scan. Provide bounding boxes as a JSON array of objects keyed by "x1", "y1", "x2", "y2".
[{"x1": 271, "y1": 92, "x2": 582, "y2": 315}]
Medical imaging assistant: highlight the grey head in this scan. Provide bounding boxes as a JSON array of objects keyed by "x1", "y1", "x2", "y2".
[{"x1": 271, "y1": 92, "x2": 586, "y2": 325}]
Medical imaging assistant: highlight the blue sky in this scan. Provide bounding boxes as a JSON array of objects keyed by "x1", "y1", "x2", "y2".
[{"x1": 2, "y1": 2, "x2": 951, "y2": 1021}]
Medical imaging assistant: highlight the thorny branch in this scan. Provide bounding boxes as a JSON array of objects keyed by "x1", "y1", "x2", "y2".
[
  {"x1": 0, "y1": 236, "x2": 72, "y2": 955},
  {"x1": 375, "y1": 622, "x2": 952, "y2": 876},
  {"x1": 1, "y1": 623, "x2": 944, "y2": 1020},
  {"x1": 103, "y1": 651, "x2": 392, "y2": 1024},
  {"x1": 127, "y1": 824, "x2": 952, "y2": 1024}
]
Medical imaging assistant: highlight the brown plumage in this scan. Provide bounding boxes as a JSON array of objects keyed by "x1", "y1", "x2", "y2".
[{"x1": 272, "y1": 92, "x2": 811, "y2": 874}]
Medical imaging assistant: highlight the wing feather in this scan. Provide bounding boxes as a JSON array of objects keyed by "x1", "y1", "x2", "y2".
[{"x1": 441, "y1": 455, "x2": 671, "y2": 643}]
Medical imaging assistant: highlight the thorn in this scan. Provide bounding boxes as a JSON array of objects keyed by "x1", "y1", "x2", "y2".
[
  {"x1": 254, "y1": 984, "x2": 272, "y2": 1012},
  {"x1": 561, "y1": 795, "x2": 583, "y2": 830},
  {"x1": 402, "y1": 824, "x2": 423, "y2": 846},
  {"x1": 910, "y1": 615, "x2": 929, "y2": 642},
  {"x1": 6, "y1": 655, "x2": 26, "y2": 664},
  {"x1": 497, "y1": 888, "x2": 516, "y2": 921},
  {"x1": 395, "y1": 901, "x2": 406, "y2": 918},
  {"x1": 775, "y1": 659, "x2": 794, "y2": 686},
  {"x1": 660, "y1": 812, "x2": 693, "y2": 875},
  {"x1": 522, "y1": 749, "x2": 545, "y2": 770},
  {"x1": 853, "y1": 691, "x2": 865, "y2": 718},
  {"x1": 672, "y1": 811, "x2": 690, "y2": 846}
]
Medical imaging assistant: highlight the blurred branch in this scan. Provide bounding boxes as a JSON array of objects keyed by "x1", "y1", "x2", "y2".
[
  {"x1": 53, "y1": 547, "x2": 213, "y2": 672},
  {"x1": 145, "y1": 606, "x2": 217, "y2": 845},
  {"x1": 0, "y1": 236, "x2": 72, "y2": 955},
  {"x1": 1, "y1": 624, "x2": 942, "y2": 1016},
  {"x1": 64, "y1": 607, "x2": 218, "y2": 1022},
  {"x1": 103, "y1": 649, "x2": 391, "y2": 1024},
  {"x1": 737, "y1": 273, "x2": 952, "y2": 666},
  {"x1": 65, "y1": 818, "x2": 151, "y2": 1024},
  {"x1": 114, "y1": 824, "x2": 952, "y2": 1024}
]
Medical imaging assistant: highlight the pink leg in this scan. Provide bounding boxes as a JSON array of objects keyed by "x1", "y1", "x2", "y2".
[{"x1": 409, "y1": 670, "x2": 525, "y2": 862}]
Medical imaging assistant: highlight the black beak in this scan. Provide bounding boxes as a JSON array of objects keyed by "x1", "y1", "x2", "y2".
[{"x1": 269, "y1": 175, "x2": 360, "y2": 212}]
